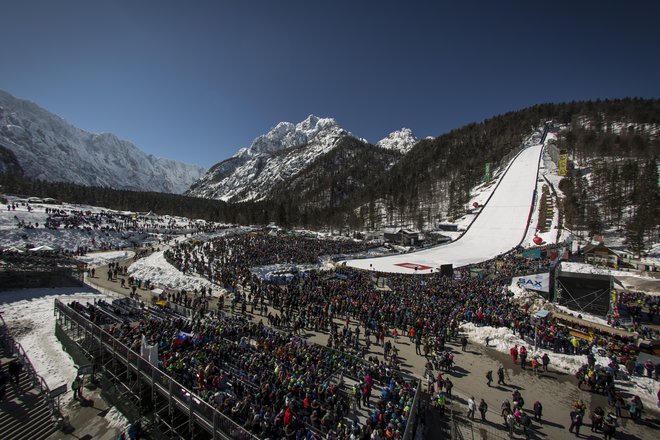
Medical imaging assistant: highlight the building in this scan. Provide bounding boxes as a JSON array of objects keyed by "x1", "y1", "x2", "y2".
[
  {"x1": 437, "y1": 223, "x2": 459, "y2": 232},
  {"x1": 427, "y1": 231, "x2": 452, "y2": 245},
  {"x1": 383, "y1": 228, "x2": 422, "y2": 246},
  {"x1": 583, "y1": 243, "x2": 620, "y2": 268}
]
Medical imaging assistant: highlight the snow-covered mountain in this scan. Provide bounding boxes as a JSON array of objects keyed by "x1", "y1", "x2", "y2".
[
  {"x1": 0, "y1": 90, "x2": 205, "y2": 194},
  {"x1": 188, "y1": 115, "x2": 418, "y2": 202},
  {"x1": 188, "y1": 115, "x2": 355, "y2": 201},
  {"x1": 376, "y1": 128, "x2": 418, "y2": 154}
]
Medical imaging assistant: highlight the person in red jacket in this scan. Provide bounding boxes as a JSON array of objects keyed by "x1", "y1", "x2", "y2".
[
  {"x1": 283, "y1": 406, "x2": 294, "y2": 426},
  {"x1": 519, "y1": 346, "x2": 528, "y2": 369},
  {"x1": 510, "y1": 345, "x2": 519, "y2": 364}
]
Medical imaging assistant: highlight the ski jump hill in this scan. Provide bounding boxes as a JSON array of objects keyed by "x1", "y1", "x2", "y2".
[{"x1": 343, "y1": 143, "x2": 544, "y2": 274}]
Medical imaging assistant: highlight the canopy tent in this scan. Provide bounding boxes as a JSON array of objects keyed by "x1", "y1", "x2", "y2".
[
  {"x1": 28, "y1": 245, "x2": 56, "y2": 252},
  {"x1": 142, "y1": 211, "x2": 159, "y2": 220},
  {"x1": 2, "y1": 246, "x2": 25, "y2": 253}
]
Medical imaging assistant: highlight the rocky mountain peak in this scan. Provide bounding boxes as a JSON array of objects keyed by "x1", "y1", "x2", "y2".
[
  {"x1": 243, "y1": 115, "x2": 342, "y2": 157},
  {"x1": 376, "y1": 128, "x2": 418, "y2": 154}
]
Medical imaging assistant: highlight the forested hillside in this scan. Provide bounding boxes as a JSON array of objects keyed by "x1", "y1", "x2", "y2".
[
  {"x1": 346, "y1": 99, "x2": 659, "y2": 230},
  {"x1": 266, "y1": 137, "x2": 402, "y2": 229},
  {"x1": 553, "y1": 115, "x2": 659, "y2": 256}
]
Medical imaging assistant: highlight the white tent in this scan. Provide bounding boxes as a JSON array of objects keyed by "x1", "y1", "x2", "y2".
[
  {"x1": 28, "y1": 245, "x2": 56, "y2": 252},
  {"x1": 142, "y1": 211, "x2": 159, "y2": 220},
  {"x1": 3, "y1": 246, "x2": 25, "y2": 253}
]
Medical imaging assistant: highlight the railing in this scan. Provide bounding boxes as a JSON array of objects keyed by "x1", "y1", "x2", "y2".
[
  {"x1": 0, "y1": 311, "x2": 62, "y2": 425},
  {"x1": 402, "y1": 379, "x2": 422, "y2": 440},
  {"x1": 450, "y1": 406, "x2": 546, "y2": 440},
  {"x1": 54, "y1": 299, "x2": 260, "y2": 440},
  {"x1": 449, "y1": 409, "x2": 464, "y2": 440}
]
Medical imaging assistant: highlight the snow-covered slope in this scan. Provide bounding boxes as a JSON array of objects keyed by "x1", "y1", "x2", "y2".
[
  {"x1": 0, "y1": 90, "x2": 205, "y2": 194},
  {"x1": 344, "y1": 141, "x2": 544, "y2": 273},
  {"x1": 376, "y1": 128, "x2": 418, "y2": 154},
  {"x1": 187, "y1": 115, "x2": 354, "y2": 201}
]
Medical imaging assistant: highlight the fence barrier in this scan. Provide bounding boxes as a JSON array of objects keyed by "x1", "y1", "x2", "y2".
[
  {"x1": 0, "y1": 311, "x2": 63, "y2": 427},
  {"x1": 54, "y1": 299, "x2": 259, "y2": 440}
]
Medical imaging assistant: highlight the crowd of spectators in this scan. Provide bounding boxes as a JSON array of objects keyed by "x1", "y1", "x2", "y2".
[
  {"x1": 165, "y1": 231, "x2": 377, "y2": 290},
  {"x1": 6, "y1": 200, "x2": 229, "y2": 254},
  {"x1": 65, "y1": 231, "x2": 658, "y2": 439},
  {"x1": 73, "y1": 300, "x2": 417, "y2": 440}
]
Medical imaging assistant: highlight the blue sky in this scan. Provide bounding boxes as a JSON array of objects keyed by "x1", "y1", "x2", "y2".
[{"x1": 1, "y1": 1, "x2": 659, "y2": 168}]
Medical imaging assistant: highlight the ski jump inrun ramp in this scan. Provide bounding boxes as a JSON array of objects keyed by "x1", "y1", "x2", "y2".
[{"x1": 342, "y1": 143, "x2": 544, "y2": 274}]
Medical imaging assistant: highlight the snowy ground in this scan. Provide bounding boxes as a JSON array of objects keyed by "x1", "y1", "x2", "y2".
[
  {"x1": 75, "y1": 250, "x2": 136, "y2": 266},
  {"x1": 1, "y1": 200, "x2": 148, "y2": 251},
  {"x1": 0, "y1": 288, "x2": 108, "y2": 400},
  {"x1": 0, "y1": 287, "x2": 131, "y2": 433},
  {"x1": 0, "y1": 198, "x2": 226, "y2": 252},
  {"x1": 561, "y1": 261, "x2": 659, "y2": 281},
  {"x1": 127, "y1": 250, "x2": 225, "y2": 296},
  {"x1": 462, "y1": 318, "x2": 659, "y2": 411},
  {"x1": 344, "y1": 143, "x2": 544, "y2": 273},
  {"x1": 1, "y1": 146, "x2": 658, "y2": 433},
  {"x1": 494, "y1": 280, "x2": 660, "y2": 411}
]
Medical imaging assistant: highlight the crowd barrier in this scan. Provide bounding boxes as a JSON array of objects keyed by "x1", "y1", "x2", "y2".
[
  {"x1": 54, "y1": 299, "x2": 259, "y2": 440},
  {"x1": 0, "y1": 311, "x2": 62, "y2": 428}
]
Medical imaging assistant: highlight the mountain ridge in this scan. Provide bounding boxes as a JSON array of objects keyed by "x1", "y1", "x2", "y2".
[
  {"x1": 0, "y1": 89, "x2": 205, "y2": 194},
  {"x1": 186, "y1": 114, "x2": 418, "y2": 201}
]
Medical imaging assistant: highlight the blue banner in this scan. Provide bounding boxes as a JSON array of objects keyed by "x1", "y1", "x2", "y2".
[{"x1": 522, "y1": 248, "x2": 542, "y2": 259}]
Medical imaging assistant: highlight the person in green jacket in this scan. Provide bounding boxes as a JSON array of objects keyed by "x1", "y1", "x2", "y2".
[{"x1": 72, "y1": 376, "x2": 83, "y2": 400}]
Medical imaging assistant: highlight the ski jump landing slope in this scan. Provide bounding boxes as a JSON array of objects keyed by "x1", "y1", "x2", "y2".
[{"x1": 343, "y1": 144, "x2": 544, "y2": 274}]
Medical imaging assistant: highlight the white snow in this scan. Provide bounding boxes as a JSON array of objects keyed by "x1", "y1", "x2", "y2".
[
  {"x1": 0, "y1": 199, "x2": 214, "y2": 252},
  {"x1": 462, "y1": 321, "x2": 658, "y2": 410},
  {"x1": 0, "y1": 288, "x2": 108, "y2": 402},
  {"x1": 104, "y1": 406, "x2": 130, "y2": 431},
  {"x1": 553, "y1": 305, "x2": 611, "y2": 326},
  {"x1": 560, "y1": 261, "x2": 658, "y2": 280},
  {"x1": 188, "y1": 114, "x2": 354, "y2": 201},
  {"x1": 1, "y1": 145, "x2": 658, "y2": 424},
  {"x1": 75, "y1": 250, "x2": 136, "y2": 266},
  {"x1": 376, "y1": 128, "x2": 418, "y2": 154},
  {"x1": 344, "y1": 143, "x2": 544, "y2": 273},
  {"x1": 128, "y1": 250, "x2": 223, "y2": 295},
  {"x1": 462, "y1": 321, "x2": 606, "y2": 376}
]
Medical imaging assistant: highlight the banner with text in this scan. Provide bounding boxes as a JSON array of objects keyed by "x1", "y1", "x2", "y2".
[{"x1": 513, "y1": 273, "x2": 550, "y2": 293}]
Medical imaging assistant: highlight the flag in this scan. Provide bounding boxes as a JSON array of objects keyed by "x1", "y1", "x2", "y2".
[{"x1": 174, "y1": 331, "x2": 193, "y2": 345}]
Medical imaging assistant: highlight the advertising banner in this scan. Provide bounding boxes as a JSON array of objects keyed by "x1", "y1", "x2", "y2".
[
  {"x1": 559, "y1": 149, "x2": 568, "y2": 176},
  {"x1": 513, "y1": 272, "x2": 550, "y2": 293},
  {"x1": 522, "y1": 248, "x2": 542, "y2": 259}
]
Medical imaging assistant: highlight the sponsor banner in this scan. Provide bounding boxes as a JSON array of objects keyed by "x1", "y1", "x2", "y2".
[
  {"x1": 395, "y1": 262, "x2": 432, "y2": 270},
  {"x1": 559, "y1": 150, "x2": 568, "y2": 176},
  {"x1": 514, "y1": 272, "x2": 550, "y2": 293},
  {"x1": 522, "y1": 248, "x2": 542, "y2": 259},
  {"x1": 569, "y1": 328, "x2": 593, "y2": 341}
]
